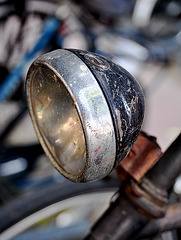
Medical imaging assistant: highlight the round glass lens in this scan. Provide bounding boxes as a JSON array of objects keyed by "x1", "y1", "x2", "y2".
[{"x1": 31, "y1": 67, "x2": 86, "y2": 176}]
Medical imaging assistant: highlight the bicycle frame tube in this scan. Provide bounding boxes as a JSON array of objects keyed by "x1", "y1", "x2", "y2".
[{"x1": 146, "y1": 132, "x2": 181, "y2": 190}]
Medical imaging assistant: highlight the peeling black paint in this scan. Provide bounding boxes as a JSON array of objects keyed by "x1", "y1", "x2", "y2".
[{"x1": 69, "y1": 49, "x2": 145, "y2": 168}]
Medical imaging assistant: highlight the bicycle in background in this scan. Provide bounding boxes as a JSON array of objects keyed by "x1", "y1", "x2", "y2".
[{"x1": 0, "y1": 1, "x2": 181, "y2": 240}]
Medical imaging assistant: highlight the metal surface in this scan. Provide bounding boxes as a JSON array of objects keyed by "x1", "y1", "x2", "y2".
[
  {"x1": 84, "y1": 132, "x2": 174, "y2": 240},
  {"x1": 71, "y1": 49, "x2": 145, "y2": 168},
  {"x1": 147, "y1": 132, "x2": 181, "y2": 190},
  {"x1": 27, "y1": 49, "x2": 145, "y2": 182},
  {"x1": 84, "y1": 133, "x2": 181, "y2": 240},
  {"x1": 118, "y1": 132, "x2": 162, "y2": 181},
  {"x1": 135, "y1": 203, "x2": 181, "y2": 239},
  {"x1": 31, "y1": 67, "x2": 87, "y2": 176},
  {"x1": 125, "y1": 177, "x2": 168, "y2": 218},
  {"x1": 84, "y1": 194, "x2": 149, "y2": 240},
  {"x1": 84, "y1": 175, "x2": 168, "y2": 240},
  {"x1": 26, "y1": 49, "x2": 116, "y2": 182}
]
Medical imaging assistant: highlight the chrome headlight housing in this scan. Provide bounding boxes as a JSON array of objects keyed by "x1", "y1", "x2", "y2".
[{"x1": 26, "y1": 49, "x2": 144, "y2": 182}]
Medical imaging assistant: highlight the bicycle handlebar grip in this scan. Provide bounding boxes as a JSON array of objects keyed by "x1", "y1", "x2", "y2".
[{"x1": 26, "y1": 49, "x2": 144, "y2": 182}]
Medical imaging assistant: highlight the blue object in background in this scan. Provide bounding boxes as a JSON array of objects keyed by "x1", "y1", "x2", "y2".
[{"x1": 0, "y1": 17, "x2": 61, "y2": 102}]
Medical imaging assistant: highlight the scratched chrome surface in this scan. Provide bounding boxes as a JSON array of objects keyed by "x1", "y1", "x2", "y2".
[{"x1": 26, "y1": 49, "x2": 116, "y2": 182}]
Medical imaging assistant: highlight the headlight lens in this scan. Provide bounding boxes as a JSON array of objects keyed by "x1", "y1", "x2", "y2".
[{"x1": 31, "y1": 67, "x2": 86, "y2": 176}]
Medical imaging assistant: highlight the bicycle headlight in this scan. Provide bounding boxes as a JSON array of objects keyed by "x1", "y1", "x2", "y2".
[{"x1": 26, "y1": 49, "x2": 144, "y2": 182}]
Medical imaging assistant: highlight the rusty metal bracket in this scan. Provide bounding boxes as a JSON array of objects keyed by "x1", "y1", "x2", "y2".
[
  {"x1": 116, "y1": 132, "x2": 167, "y2": 219},
  {"x1": 118, "y1": 131, "x2": 162, "y2": 182}
]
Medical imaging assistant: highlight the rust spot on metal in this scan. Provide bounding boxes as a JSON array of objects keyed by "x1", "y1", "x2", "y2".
[
  {"x1": 115, "y1": 108, "x2": 123, "y2": 139},
  {"x1": 117, "y1": 132, "x2": 162, "y2": 182},
  {"x1": 121, "y1": 210, "x2": 126, "y2": 215},
  {"x1": 53, "y1": 74, "x2": 57, "y2": 82}
]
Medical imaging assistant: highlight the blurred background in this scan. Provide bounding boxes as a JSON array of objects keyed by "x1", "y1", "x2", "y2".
[{"x1": 0, "y1": 0, "x2": 181, "y2": 239}]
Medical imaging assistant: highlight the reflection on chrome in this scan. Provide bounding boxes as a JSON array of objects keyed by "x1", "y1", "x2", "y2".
[{"x1": 31, "y1": 67, "x2": 86, "y2": 175}]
